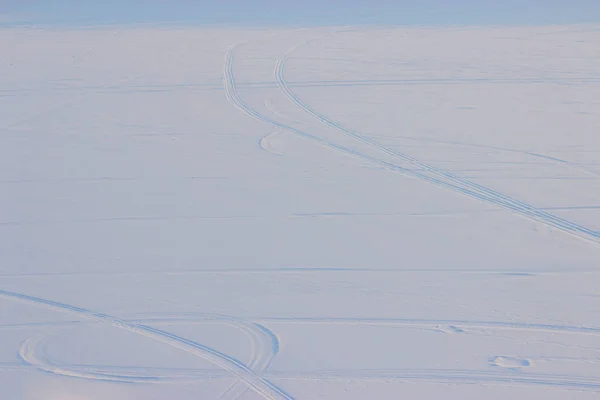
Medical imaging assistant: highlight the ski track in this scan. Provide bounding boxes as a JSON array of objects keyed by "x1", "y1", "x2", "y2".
[
  {"x1": 0, "y1": 290, "x2": 292, "y2": 400},
  {"x1": 271, "y1": 42, "x2": 600, "y2": 245}
]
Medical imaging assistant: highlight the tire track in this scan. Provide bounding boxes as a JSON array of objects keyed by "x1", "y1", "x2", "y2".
[
  {"x1": 19, "y1": 334, "x2": 165, "y2": 383},
  {"x1": 252, "y1": 316, "x2": 600, "y2": 335},
  {"x1": 224, "y1": 45, "x2": 599, "y2": 245},
  {"x1": 8, "y1": 313, "x2": 600, "y2": 336},
  {"x1": 6, "y1": 311, "x2": 600, "y2": 391},
  {"x1": 273, "y1": 44, "x2": 600, "y2": 245},
  {"x1": 0, "y1": 289, "x2": 292, "y2": 400},
  {"x1": 267, "y1": 369, "x2": 600, "y2": 391},
  {"x1": 18, "y1": 315, "x2": 279, "y2": 397},
  {"x1": 6, "y1": 360, "x2": 600, "y2": 391},
  {"x1": 371, "y1": 134, "x2": 600, "y2": 179}
]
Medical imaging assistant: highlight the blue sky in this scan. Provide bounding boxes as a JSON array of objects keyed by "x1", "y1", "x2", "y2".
[{"x1": 2, "y1": 1, "x2": 600, "y2": 26}]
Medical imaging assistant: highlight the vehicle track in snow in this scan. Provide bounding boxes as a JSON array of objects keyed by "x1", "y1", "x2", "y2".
[
  {"x1": 5, "y1": 312, "x2": 600, "y2": 391},
  {"x1": 368, "y1": 134, "x2": 600, "y2": 179},
  {"x1": 19, "y1": 314, "x2": 279, "y2": 400},
  {"x1": 224, "y1": 45, "x2": 600, "y2": 248},
  {"x1": 273, "y1": 43, "x2": 600, "y2": 245},
  {"x1": 5, "y1": 361, "x2": 600, "y2": 391},
  {"x1": 0, "y1": 289, "x2": 292, "y2": 400}
]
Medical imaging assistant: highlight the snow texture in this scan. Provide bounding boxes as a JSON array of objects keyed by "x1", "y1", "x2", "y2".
[{"x1": 2, "y1": 25, "x2": 600, "y2": 399}]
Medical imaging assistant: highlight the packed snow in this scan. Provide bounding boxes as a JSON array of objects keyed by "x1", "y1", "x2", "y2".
[{"x1": 2, "y1": 25, "x2": 600, "y2": 399}]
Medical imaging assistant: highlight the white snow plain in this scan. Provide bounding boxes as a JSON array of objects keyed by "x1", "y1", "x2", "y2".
[{"x1": 2, "y1": 25, "x2": 600, "y2": 399}]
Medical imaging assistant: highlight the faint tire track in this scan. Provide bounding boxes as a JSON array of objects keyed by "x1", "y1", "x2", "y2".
[
  {"x1": 379, "y1": 134, "x2": 600, "y2": 179},
  {"x1": 8, "y1": 359, "x2": 600, "y2": 391}
]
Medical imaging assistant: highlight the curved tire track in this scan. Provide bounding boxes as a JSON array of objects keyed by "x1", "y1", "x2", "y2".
[
  {"x1": 18, "y1": 317, "x2": 279, "y2": 398},
  {"x1": 0, "y1": 289, "x2": 292, "y2": 400},
  {"x1": 273, "y1": 43, "x2": 600, "y2": 245},
  {"x1": 20, "y1": 334, "x2": 165, "y2": 383},
  {"x1": 7, "y1": 311, "x2": 600, "y2": 391},
  {"x1": 224, "y1": 45, "x2": 598, "y2": 246}
]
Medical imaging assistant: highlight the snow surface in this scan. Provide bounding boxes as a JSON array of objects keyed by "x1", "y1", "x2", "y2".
[{"x1": 2, "y1": 25, "x2": 600, "y2": 399}]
